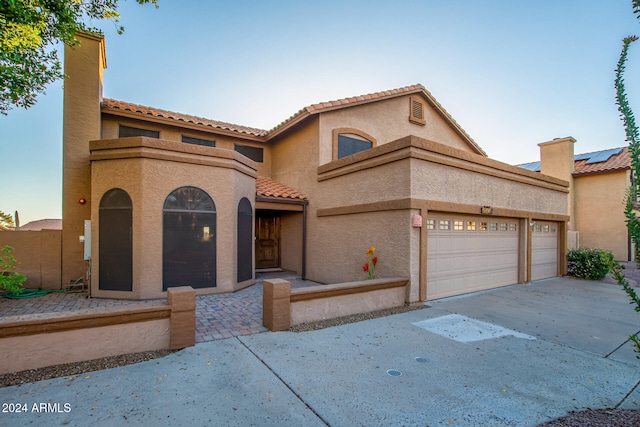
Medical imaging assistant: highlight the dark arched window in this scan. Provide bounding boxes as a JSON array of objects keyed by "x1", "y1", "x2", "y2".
[
  {"x1": 163, "y1": 186, "x2": 216, "y2": 290},
  {"x1": 99, "y1": 188, "x2": 132, "y2": 291},
  {"x1": 237, "y1": 198, "x2": 253, "y2": 282}
]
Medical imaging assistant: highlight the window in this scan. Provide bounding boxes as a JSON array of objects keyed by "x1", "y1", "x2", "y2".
[
  {"x1": 489, "y1": 222, "x2": 498, "y2": 231},
  {"x1": 509, "y1": 223, "x2": 517, "y2": 232},
  {"x1": 118, "y1": 125, "x2": 159, "y2": 138},
  {"x1": 467, "y1": 221, "x2": 476, "y2": 231},
  {"x1": 439, "y1": 219, "x2": 450, "y2": 230},
  {"x1": 337, "y1": 134, "x2": 372, "y2": 159},
  {"x1": 409, "y1": 96, "x2": 426, "y2": 126},
  {"x1": 551, "y1": 225, "x2": 557, "y2": 233},
  {"x1": 234, "y1": 144, "x2": 263, "y2": 162},
  {"x1": 543, "y1": 224, "x2": 550, "y2": 233},
  {"x1": 453, "y1": 220, "x2": 464, "y2": 230},
  {"x1": 426, "y1": 218, "x2": 435, "y2": 230},
  {"x1": 163, "y1": 186, "x2": 216, "y2": 290},
  {"x1": 332, "y1": 128, "x2": 376, "y2": 160},
  {"x1": 99, "y1": 189, "x2": 132, "y2": 292},
  {"x1": 237, "y1": 198, "x2": 253, "y2": 282},
  {"x1": 500, "y1": 223, "x2": 507, "y2": 231},
  {"x1": 480, "y1": 222, "x2": 488, "y2": 231},
  {"x1": 182, "y1": 135, "x2": 216, "y2": 147},
  {"x1": 535, "y1": 224, "x2": 542, "y2": 233}
]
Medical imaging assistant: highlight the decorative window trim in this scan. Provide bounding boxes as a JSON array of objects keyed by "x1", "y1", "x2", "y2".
[
  {"x1": 332, "y1": 128, "x2": 377, "y2": 160},
  {"x1": 409, "y1": 95, "x2": 426, "y2": 126}
]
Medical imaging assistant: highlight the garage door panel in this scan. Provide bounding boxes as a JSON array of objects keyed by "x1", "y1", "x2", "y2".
[
  {"x1": 427, "y1": 215, "x2": 519, "y2": 300},
  {"x1": 532, "y1": 221, "x2": 558, "y2": 281}
]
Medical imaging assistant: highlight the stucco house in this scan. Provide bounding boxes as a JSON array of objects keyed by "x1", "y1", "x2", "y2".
[
  {"x1": 58, "y1": 33, "x2": 569, "y2": 302},
  {"x1": 519, "y1": 139, "x2": 632, "y2": 261}
]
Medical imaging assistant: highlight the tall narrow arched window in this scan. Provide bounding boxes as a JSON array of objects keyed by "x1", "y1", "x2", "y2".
[
  {"x1": 99, "y1": 188, "x2": 133, "y2": 291},
  {"x1": 163, "y1": 186, "x2": 216, "y2": 290},
  {"x1": 237, "y1": 197, "x2": 253, "y2": 282}
]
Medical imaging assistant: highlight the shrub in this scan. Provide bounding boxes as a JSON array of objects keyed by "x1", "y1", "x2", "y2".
[
  {"x1": 0, "y1": 246, "x2": 26, "y2": 294},
  {"x1": 566, "y1": 248, "x2": 614, "y2": 281}
]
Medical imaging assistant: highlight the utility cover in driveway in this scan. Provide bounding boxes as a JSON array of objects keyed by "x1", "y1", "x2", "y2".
[{"x1": 412, "y1": 314, "x2": 536, "y2": 343}]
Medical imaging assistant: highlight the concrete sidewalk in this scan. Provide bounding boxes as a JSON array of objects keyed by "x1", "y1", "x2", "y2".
[{"x1": 1, "y1": 278, "x2": 639, "y2": 426}]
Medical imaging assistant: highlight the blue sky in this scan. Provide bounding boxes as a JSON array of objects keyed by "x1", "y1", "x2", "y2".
[{"x1": 2, "y1": 0, "x2": 640, "y2": 224}]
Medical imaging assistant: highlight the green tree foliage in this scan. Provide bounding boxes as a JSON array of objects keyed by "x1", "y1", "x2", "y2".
[
  {"x1": 0, "y1": 246, "x2": 26, "y2": 294},
  {"x1": 611, "y1": 0, "x2": 640, "y2": 357},
  {"x1": 0, "y1": 0, "x2": 158, "y2": 115}
]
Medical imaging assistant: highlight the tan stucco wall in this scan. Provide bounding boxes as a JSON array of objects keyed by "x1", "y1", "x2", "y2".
[
  {"x1": 101, "y1": 115, "x2": 272, "y2": 177},
  {"x1": 0, "y1": 230, "x2": 62, "y2": 289},
  {"x1": 62, "y1": 33, "x2": 106, "y2": 284},
  {"x1": 0, "y1": 319, "x2": 169, "y2": 374},
  {"x1": 280, "y1": 212, "x2": 303, "y2": 274},
  {"x1": 318, "y1": 94, "x2": 478, "y2": 165},
  {"x1": 574, "y1": 170, "x2": 630, "y2": 260},
  {"x1": 539, "y1": 137, "x2": 576, "y2": 227},
  {"x1": 90, "y1": 137, "x2": 257, "y2": 299}
]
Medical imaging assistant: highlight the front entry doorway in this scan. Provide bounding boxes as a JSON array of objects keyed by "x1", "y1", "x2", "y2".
[{"x1": 256, "y1": 212, "x2": 280, "y2": 269}]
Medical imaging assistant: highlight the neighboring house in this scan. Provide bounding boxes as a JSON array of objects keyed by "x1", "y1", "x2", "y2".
[
  {"x1": 18, "y1": 219, "x2": 63, "y2": 231},
  {"x1": 519, "y1": 140, "x2": 632, "y2": 260},
  {"x1": 57, "y1": 33, "x2": 569, "y2": 301}
]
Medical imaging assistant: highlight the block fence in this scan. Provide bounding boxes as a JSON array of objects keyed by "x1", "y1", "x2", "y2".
[
  {"x1": 263, "y1": 277, "x2": 409, "y2": 331},
  {"x1": 0, "y1": 286, "x2": 196, "y2": 375}
]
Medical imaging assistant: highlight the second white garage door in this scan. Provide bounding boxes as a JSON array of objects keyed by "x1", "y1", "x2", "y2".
[
  {"x1": 531, "y1": 221, "x2": 559, "y2": 281},
  {"x1": 427, "y1": 215, "x2": 519, "y2": 300}
]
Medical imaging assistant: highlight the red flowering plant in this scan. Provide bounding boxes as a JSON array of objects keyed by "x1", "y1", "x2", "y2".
[{"x1": 363, "y1": 246, "x2": 378, "y2": 279}]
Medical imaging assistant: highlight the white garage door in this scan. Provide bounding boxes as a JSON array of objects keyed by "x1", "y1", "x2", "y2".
[
  {"x1": 531, "y1": 221, "x2": 559, "y2": 281},
  {"x1": 427, "y1": 215, "x2": 519, "y2": 300}
]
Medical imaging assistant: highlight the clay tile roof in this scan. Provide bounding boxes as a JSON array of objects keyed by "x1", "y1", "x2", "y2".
[
  {"x1": 573, "y1": 147, "x2": 630, "y2": 176},
  {"x1": 518, "y1": 147, "x2": 631, "y2": 176},
  {"x1": 256, "y1": 177, "x2": 307, "y2": 200},
  {"x1": 102, "y1": 98, "x2": 268, "y2": 137},
  {"x1": 267, "y1": 84, "x2": 486, "y2": 156}
]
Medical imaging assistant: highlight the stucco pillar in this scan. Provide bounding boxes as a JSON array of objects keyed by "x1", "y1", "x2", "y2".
[
  {"x1": 167, "y1": 286, "x2": 196, "y2": 349},
  {"x1": 62, "y1": 33, "x2": 106, "y2": 286},
  {"x1": 538, "y1": 137, "x2": 575, "y2": 228},
  {"x1": 263, "y1": 279, "x2": 291, "y2": 331}
]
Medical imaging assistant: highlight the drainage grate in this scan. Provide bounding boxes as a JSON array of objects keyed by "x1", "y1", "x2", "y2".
[
  {"x1": 386, "y1": 369, "x2": 402, "y2": 377},
  {"x1": 415, "y1": 357, "x2": 428, "y2": 363}
]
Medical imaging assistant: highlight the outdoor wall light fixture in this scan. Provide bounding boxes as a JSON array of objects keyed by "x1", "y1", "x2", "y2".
[
  {"x1": 78, "y1": 198, "x2": 87, "y2": 205},
  {"x1": 529, "y1": 221, "x2": 536, "y2": 227}
]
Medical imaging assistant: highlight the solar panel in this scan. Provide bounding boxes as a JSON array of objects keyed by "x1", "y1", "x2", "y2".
[
  {"x1": 518, "y1": 162, "x2": 541, "y2": 172},
  {"x1": 573, "y1": 147, "x2": 623, "y2": 165}
]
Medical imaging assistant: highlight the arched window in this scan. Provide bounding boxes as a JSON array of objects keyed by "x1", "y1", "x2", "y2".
[
  {"x1": 237, "y1": 198, "x2": 253, "y2": 282},
  {"x1": 163, "y1": 186, "x2": 216, "y2": 290},
  {"x1": 99, "y1": 188, "x2": 132, "y2": 291},
  {"x1": 332, "y1": 128, "x2": 377, "y2": 160}
]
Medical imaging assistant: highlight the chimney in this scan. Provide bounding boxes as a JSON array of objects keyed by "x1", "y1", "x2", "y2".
[
  {"x1": 538, "y1": 136, "x2": 576, "y2": 228},
  {"x1": 62, "y1": 32, "x2": 106, "y2": 286}
]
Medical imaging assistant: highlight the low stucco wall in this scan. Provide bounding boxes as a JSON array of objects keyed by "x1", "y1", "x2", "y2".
[
  {"x1": 262, "y1": 278, "x2": 408, "y2": 331},
  {"x1": 0, "y1": 286, "x2": 195, "y2": 374},
  {"x1": 0, "y1": 230, "x2": 62, "y2": 290}
]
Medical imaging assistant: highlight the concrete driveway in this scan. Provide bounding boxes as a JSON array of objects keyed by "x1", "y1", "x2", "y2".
[{"x1": 1, "y1": 277, "x2": 639, "y2": 426}]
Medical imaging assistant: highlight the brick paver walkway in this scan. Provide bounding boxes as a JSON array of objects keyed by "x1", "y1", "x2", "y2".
[{"x1": 0, "y1": 271, "x2": 320, "y2": 344}]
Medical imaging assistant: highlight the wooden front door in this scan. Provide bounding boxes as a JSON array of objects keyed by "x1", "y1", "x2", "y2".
[{"x1": 256, "y1": 214, "x2": 280, "y2": 269}]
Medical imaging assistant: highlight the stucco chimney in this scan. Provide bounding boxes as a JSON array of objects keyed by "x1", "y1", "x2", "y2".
[
  {"x1": 538, "y1": 136, "x2": 576, "y2": 229},
  {"x1": 62, "y1": 32, "x2": 107, "y2": 286}
]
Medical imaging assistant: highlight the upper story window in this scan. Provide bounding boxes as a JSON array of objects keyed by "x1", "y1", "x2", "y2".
[
  {"x1": 332, "y1": 128, "x2": 377, "y2": 160},
  {"x1": 409, "y1": 95, "x2": 426, "y2": 126},
  {"x1": 118, "y1": 125, "x2": 160, "y2": 139},
  {"x1": 182, "y1": 135, "x2": 216, "y2": 147},
  {"x1": 234, "y1": 144, "x2": 264, "y2": 163}
]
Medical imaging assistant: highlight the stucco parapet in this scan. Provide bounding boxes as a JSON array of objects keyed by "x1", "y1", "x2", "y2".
[
  {"x1": 538, "y1": 136, "x2": 576, "y2": 147},
  {"x1": 90, "y1": 137, "x2": 258, "y2": 177},
  {"x1": 318, "y1": 135, "x2": 569, "y2": 191},
  {"x1": 0, "y1": 303, "x2": 170, "y2": 338}
]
